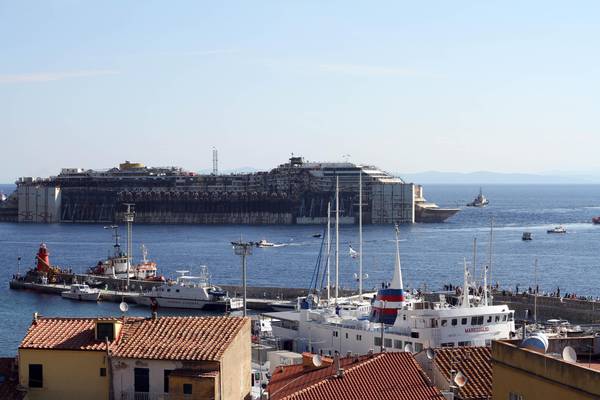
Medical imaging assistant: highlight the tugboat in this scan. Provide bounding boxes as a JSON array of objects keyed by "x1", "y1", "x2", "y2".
[
  {"x1": 547, "y1": 225, "x2": 567, "y2": 234},
  {"x1": 135, "y1": 267, "x2": 243, "y2": 311},
  {"x1": 467, "y1": 188, "x2": 489, "y2": 207},
  {"x1": 89, "y1": 226, "x2": 132, "y2": 279}
]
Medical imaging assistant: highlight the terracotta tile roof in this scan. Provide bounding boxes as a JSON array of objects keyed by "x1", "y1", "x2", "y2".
[
  {"x1": 20, "y1": 316, "x2": 249, "y2": 362},
  {"x1": 0, "y1": 358, "x2": 25, "y2": 400},
  {"x1": 434, "y1": 347, "x2": 491, "y2": 400},
  {"x1": 19, "y1": 317, "x2": 109, "y2": 351},
  {"x1": 269, "y1": 352, "x2": 445, "y2": 400}
]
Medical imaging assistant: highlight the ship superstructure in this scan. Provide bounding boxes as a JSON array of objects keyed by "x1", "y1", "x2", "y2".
[{"x1": 12, "y1": 157, "x2": 457, "y2": 224}]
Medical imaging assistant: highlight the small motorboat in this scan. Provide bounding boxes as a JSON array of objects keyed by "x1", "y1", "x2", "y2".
[
  {"x1": 255, "y1": 239, "x2": 276, "y2": 248},
  {"x1": 522, "y1": 232, "x2": 532, "y2": 241},
  {"x1": 592, "y1": 216, "x2": 600, "y2": 224},
  {"x1": 312, "y1": 233, "x2": 322, "y2": 238},
  {"x1": 61, "y1": 283, "x2": 101, "y2": 301},
  {"x1": 547, "y1": 226, "x2": 567, "y2": 234}
]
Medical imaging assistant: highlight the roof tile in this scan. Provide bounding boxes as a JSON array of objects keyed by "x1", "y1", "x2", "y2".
[{"x1": 434, "y1": 347, "x2": 491, "y2": 400}]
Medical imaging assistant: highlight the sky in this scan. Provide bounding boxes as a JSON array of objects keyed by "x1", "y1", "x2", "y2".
[{"x1": 1, "y1": 1, "x2": 600, "y2": 182}]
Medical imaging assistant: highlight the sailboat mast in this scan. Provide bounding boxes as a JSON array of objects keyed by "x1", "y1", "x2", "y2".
[
  {"x1": 335, "y1": 176, "x2": 340, "y2": 304},
  {"x1": 472, "y1": 237, "x2": 477, "y2": 290},
  {"x1": 359, "y1": 170, "x2": 363, "y2": 298},
  {"x1": 534, "y1": 258, "x2": 538, "y2": 323},
  {"x1": 326, "y1": 201, "x2": 331, "y2": 303},
  {"x1": 488, "y1": 218, "x2": 494, "y2": 305},
  {"x1": 462, "y1": 258, "x2": 470, "y2": 308}
]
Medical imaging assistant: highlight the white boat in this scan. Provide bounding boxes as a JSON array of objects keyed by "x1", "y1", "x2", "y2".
[
  {"x1": 135, "y1": 267, "x2": 243, "y2": 311},
  {"x1": 547, "y1": 225, "x2": 567, "y2": 234},
  {"x1": 264, "y1": 227, "x2": 515, "y2": 356},
  {"x1": 467, "y1": 188, "x2": 489, "y2": 207},
  {"x1": 61, "y1": 284, "x2": 101, "y2": 301},
  {"x1": 256, "y1": 239, "x2": 276, "y2": 248}
]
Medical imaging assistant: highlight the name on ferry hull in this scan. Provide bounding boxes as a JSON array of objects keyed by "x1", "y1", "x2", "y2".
[{"x1": 465, "y1": 327, "x2": 490, "y2": 333}]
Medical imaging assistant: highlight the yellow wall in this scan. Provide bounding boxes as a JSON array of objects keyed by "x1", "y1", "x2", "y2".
[
  {"x1": 169, "y1": 373, "x2": 219, "y2": 399},
  {"x1": 19, "y1": 348, "x2": 108, "y2": 400},
  {"x1": 220, "y1": 318, "x2": 251, "y2": 400},
  {"x1": 492, "y1": 341, "x2": 600, "y2": 400}
]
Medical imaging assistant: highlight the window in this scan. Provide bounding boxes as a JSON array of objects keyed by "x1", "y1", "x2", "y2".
[
  {"x1": 461, "y1": 318, "x2": 467, "y2": 325},
  {"x1": 509, "y1": 313, "x2": 514, "y2": 321},
  {"x1": 100, "y1": 368, "x2": 106, "y2": 377},
  {"x1": 441, "y1": 319, "x2": 447, "y2": 327},
  {"x1": 411, "y1": 331, "x2": 419, "y2": 338},
  {"x1": 471, "y1": 316, "x2": 484, "y2": 325},
  {"x1": 495, "y1": 316, "x2": 500, "y2": 322},
  {"x1": 374, "y1": 337, "x2": 382, "y2": 346},
  {"x1": 384, "y1": 338, "x2": 392, "y2": 348},
  {"x1": 134, "y1": 368, "x2": 150, "y2": 393},
  {"x1": 503, "y1": 315, "x2": 507, "y2": 321},
  {"x1": 441, "y1": 342, "x2": 454, "y2": 348},
  {"x1": 458, "y1": 341, "x2": 472, "y2": 347},
  {"x1": 404, "y1": 341, "x2": 412, "y2": 350},
  {"x1": 164, "y1": 369, "x2": 173, "y2": 393},
  {"x1": 509, "y1": 393, "x2": 524, "y2": 400},
  {"x1": 96, "y1": 322, "x2": 115, "y2": 341},
  {"x1": 487, "y1": 316, "x2": 492, "y2": 323},
  {"x1": 356, "y1": 334, "x2": 362, "y2": 341},
  {"x1": 183, "y1": 383, "x2": 193, "y2": 395},
  {"x1": 332, "y1": 331, "x2": 338, "y2": 337},
  {"x1": 451, "y1": 319, "x2": 457, "y2": 326},
  {"x1": 176, "y1": 289, "x2": 180, "y2": 293},
  {"x1": 414, "y1": 343, "x2": 423, "y2": 352},
  {"x1": 345, "y1": 333, "x2": 348, "y2": 339},
  {"x1": 394, "y1": 340, "x2": 402, "y2": 349},
  {"x1": 28, "y1": 364, "x2": 43, "y2": 388}
]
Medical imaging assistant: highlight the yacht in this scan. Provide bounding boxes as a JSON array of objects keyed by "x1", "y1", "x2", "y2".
[
  {"x1": 135, "y1": 267, "x2": 243, "y2": 311},
  {"x1": 256, "y1": 239, "x2": 277, "y2": 248},
  {"x1": 467, "y1": 188, "x2": 489, "y2": 207},
  {"x1": 264, "y1": 228, "x2": 515, "y2": 356},
  {"x1": 89, "y1": 226, "x2": 133, "y2": 279},
  {"x1": 61, "y1": 284, "x2": 101, "y2": 301},
  {"x1": 547, "y1": 226, "x2": 567, "y2": 234}
]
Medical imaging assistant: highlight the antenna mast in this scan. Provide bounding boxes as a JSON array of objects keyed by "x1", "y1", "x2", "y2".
[
  {"x1": 123, "y1": 203, "x2": 135, "y2": 290},
  {"x1": 488, "y1": 218, "x2": 494, "y2": 305},
  {"x1": 326, "y1": 201, "x2": 331, "y2": 303},
  {"x1": 335, "y1": 176, "x2": 340, "y2": 304}
]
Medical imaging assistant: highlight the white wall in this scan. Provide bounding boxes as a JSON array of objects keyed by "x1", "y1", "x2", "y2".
[{"x1": 111, "y1": 358, "x2": 181, "y2": 397}]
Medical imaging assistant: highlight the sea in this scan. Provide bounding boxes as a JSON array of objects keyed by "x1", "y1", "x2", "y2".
[{"x1": 2, "y1": 183, "x2": 600, "y2": 355}]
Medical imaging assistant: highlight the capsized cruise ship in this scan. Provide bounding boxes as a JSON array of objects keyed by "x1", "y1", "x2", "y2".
[{"x1": 11, "y1": 156, "x2": 459, "y2": 224}]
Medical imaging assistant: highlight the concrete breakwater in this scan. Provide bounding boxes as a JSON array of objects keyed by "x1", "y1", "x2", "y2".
[{"x1": 494, "y1": 292, "x2": 600, "y2": 324}]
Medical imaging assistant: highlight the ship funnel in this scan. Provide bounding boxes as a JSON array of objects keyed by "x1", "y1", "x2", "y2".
[{"x1": 369, "y1": 225, "x2": 405, "y2": 325}]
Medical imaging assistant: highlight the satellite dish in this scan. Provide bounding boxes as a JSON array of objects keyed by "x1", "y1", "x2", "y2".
[
  {"x1": 404, "y1": 343, "x2": 413, "y2": 353},
  {"x1": 562, "y1": 346, "x2": 577, "y2": 362},
  {"x1": 119, "y1": 302, "x2": 129, "y2": 313},
  {"x1": 521, "y1": 332, "x2": 548, "y2": 353},
  {"x1": 364, "y1": 273, "x2": 369, "y2": 279},
  {"x1": 454, "y1": 371, "x2": 468, "y2": 387},
  {"x1": 353, "y1": 273, "x2": 358, "y2": 280},
  {"x1": 312, "y1": 354, "x2": 322, "y2": 367},
  {"x1": 426, "y1": 348, "x2": 435, "y2": 360}
]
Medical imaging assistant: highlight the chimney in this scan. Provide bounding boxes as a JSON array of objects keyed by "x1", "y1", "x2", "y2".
[
  {"x1": 346, "y1": 351, "x2": 352, "y2": 358},
  {"x1": 368, "y1": 349, "x2": 374, "y2": 358},
  {"x1": 152, "y1": 312, "x2": 157, "y2": 321},
  {"x1": 32, "y1": 312, "x2": 38, "y2": 324},
  {"x1": 334, "y1": 351, "x2": 344, "y2": 378}
]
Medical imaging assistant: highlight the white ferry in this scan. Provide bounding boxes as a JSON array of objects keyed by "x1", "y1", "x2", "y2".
[
  {"x1": 135, "y1": 267, "x2": 243, "y2": 311},
  {"x1": 264, "y1": 228, "x2": 515, "y2": 356}
]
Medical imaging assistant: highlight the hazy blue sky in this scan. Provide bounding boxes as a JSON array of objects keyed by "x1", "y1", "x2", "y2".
[{"x1": 1, "y1": 1, "x2": 600, "y2": 181}]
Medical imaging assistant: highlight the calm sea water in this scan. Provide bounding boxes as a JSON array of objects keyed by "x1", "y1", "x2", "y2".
[{"x1": 2, "y1": 184, "x2": 600, "y2": 355}]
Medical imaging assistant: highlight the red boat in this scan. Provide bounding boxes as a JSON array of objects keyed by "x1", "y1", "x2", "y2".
[{"x1": 593, "y1": 216, "x2": 600, "y2": 224}]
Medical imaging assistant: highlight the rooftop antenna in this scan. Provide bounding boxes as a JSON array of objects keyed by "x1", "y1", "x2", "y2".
[
  {"x1": 232, "y1": 238, "x2": 253, "y2": 317},
  {"x1": 488, "y1": 217, "x2": 494, "y2": 305},
  {"x1": 212, "y1": 147, "x2": 218, "y2": 175}
]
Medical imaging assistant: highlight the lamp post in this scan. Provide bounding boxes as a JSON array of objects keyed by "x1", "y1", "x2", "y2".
[{"x1": 232, "y1": 240, "x2": 253, "y2": 317}]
